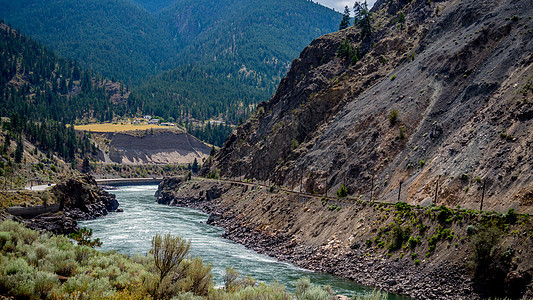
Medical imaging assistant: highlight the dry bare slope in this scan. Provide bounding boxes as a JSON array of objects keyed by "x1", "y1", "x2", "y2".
[
  {"x1": 95, "y1": 131, "x2": 210, "y2": 165},
  {"x1": 204, "y1": 0, "x2": 533, "y2": 214}
]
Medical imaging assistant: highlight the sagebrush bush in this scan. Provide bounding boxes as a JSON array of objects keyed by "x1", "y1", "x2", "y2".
[
  {"x1": 176, "y1": 257, "x2": 213, "y2": 296},
  {"x1": 34, "y1": 271, "x2": 59, "y2": 298},
  {"x1": 0, "y1": 231, "x2": 11, "y2": 249},
  {"x1": 231, "y1": 282, "x2": 290, "y2": 300},
  {"x1": 295, "y1": 277, "x2": 333, "y2": 300},
  {"x1": 353, "y1": 289, "x2": 388, "y2": 300}
]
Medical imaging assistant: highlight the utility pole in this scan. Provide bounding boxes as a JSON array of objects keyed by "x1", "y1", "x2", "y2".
[
  {"x1": 397, "y1": 181, "x2": 403, "y2": 203},
  {"x1": 480, "y1": 180, "x2": 486, "y2": 211},
  {"x1": 324, "y1": 170, "x2": 328, "y2": 198},
  {"x1": 299, "y1": 168, "x2": 304, "y2": 194},
  {"x1": 434, "y1": 175, "x2": 440, "y2": 206},
  {"x1": 370, "y1": 170, "x2": 374, "y2": 202}
]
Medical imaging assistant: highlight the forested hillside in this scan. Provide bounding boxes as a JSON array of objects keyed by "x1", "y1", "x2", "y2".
[
  {"x1": 0, "y1": 23, "x2": 127, "y2": 125},
  {"x1": 0, "y1": 0, "x2": 341, "y2": 127},
  {"x1": 0, "y1": 22, "x2": 122, "y2": 166},
  {"x1": 0, "y1": 0, "x2": 175, "y2": 84}
]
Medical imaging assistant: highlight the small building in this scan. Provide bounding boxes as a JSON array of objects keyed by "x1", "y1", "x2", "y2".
[
  {"x1": 143, "y1": 115, "x2": 152, "y2": 120},
  {"x1": 148, "y1": 119, "x2": 160, "y2": 124}
]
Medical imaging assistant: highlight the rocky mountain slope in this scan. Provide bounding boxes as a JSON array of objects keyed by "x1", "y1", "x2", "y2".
[
  {"x1": 175, "y1": 1, "x2": 533, "y2": 298},
  {"x1": 204, "y1": 0, "x2": 533, "y2": 214}
]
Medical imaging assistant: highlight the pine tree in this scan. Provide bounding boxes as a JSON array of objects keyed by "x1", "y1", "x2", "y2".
[
  {"x1": 191, "y1": 158, "x2": 199, "y2": 173},
  {"x1": 339, "y1": 6, "x2": 351, "y2": 30},
  {"x1": 82, "y1": 156, "x2": 91, "y2": 174},
  {"x1": 14, "y1": 139, "x2": 23, "y2": 163},
  {"x1": 354, "y1": 1, "x2": 372, "y2": 40}
]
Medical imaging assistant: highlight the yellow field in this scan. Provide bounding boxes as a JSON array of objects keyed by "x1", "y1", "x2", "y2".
[{"x1": 75, "y1": 123, "x2": 168, "y2": 132}]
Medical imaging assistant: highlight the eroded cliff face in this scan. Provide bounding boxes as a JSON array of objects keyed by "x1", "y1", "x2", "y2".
[
  {"x1": 96, "y1": 131, "x2": 210, "y2": 165},
  {"x1": 203, "y1": 0, "x2": 533, "y2": 213}
]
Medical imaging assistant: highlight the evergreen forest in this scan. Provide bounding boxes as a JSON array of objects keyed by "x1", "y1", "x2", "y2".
[{"x1": 0, "y1": 0, "x2": 341, "y2": 144}]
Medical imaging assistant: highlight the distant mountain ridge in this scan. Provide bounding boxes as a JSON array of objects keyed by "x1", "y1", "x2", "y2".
[{"x1": 0, "y1": 0, "x2": 341, "y2": 126}]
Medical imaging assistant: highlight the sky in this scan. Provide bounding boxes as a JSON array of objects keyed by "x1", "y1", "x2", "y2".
[{"x1": 314, "y1": 0, "x2": 377, "y2": 14}]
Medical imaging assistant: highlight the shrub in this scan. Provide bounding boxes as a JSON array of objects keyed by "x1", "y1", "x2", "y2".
[
  {"x1": 176, "y1": 257, "x2": 213, "y2": 296},
  {"x1": 295, "y1": 277, "x2": 311, "y2": 296},
  {"x1": 300, "y1": 285, "x2": 333, "y2": 300},
  {"x1": 466, "y1": 225, "x2": 477, "y2": 236},
  {"x1": 470, "y1": 225, "x2": 501, "y2": 272},
  {"x1": 408, "y1": 236, "x2": 421, "y2": 249},
  {"x1": 388, "y1": 223, "x2": 410, "y2": 251},
  {"x1": 389, "y1": 109, "x2": 399, "y2": 125},
  {"x1": 224, "y1": 267, "x2": 240, "y2": 292},
  {"x1": 231, "y1": 282, "x2": 291, "y2": 300},
  {"x1": 0, "y1": 257, "x2": 38, "y2": 298},
  {"x1": 395, "y1": 201, "x2": 410, "y2": 213},
  {"x1": 151, "y1": 233, "x2": 191, "y2": 296},
  {"x1": 74, "y1": 246, "x2": 92, "y2": 264},
  {"x1": 414, "y1": 259, "x2": 420, "y2": 265},
  {"x1": 353, "y1": 289, "x2": 388, "y2": 300},
  {"x1": 436, "y1": 205, "x2": 453, "y2": 223},
  {"x1": 54, "y1": 259, "x2": 78, "y2": 277},
  {"x1": 336, "y1": 184, "x2": 348, "y2": 197},
  {"x1": 291, "y1": 139, "x2": 299, "y2": 150},
  {"x1": 398, "y1": 125, "x2": 407, "y2": 139},
  {"x1": 419, "y1": 159, "x2": 425, "y2": 168},
  {"x1": 504, "y1": 208, "x2": 517, "y2": 224},
  {"x1": 328, "y1": 204, "x2": 341, "y2": 211},
  {"x1": 207, "y1": 169, "x2": 220, "y2": 179},
  {"x1": 294, "y1": 277, "x2": 333, "y2": 300},
  {"x1": 34, "y1": 271, "x2": 59, "y2": 298},
  {"x1": 69, "y1": 227, "x2": 102, "y2": 248},
  {"x1": 398, "y1": 12, "x2": 406, "y2": 23},
  {"x1": 0, "y1": 231, "x2": 11, "y2": 249}
]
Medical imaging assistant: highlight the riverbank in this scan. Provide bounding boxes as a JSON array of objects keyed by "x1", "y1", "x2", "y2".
[{"x1": 156, "y1": 177, "x2": 533, "y2": 299}]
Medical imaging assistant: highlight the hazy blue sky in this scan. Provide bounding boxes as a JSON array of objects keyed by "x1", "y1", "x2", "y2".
[{"x1": 315, "y1": 0, "x2": 377, "y2": 14}]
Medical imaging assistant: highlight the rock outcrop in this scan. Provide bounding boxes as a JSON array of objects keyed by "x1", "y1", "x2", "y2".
[
  {"x1": 19, "y1": 175, "x2": 120, "y2": 234},
  {"x1": 156, "y1": 177, "x2": 228, "y2": 211},
  {"x1": 53, "y1": 174, "x2": 119, "y2": 220}
]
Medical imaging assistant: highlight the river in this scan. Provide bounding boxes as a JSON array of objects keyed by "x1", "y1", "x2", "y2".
[{"x1": 79, "y1": 184, "x2": 409, "y2": 299}]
